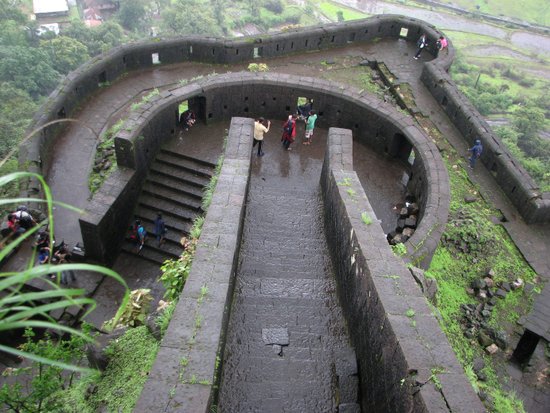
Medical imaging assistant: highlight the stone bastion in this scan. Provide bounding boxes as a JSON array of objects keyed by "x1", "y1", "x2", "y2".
[{"x1": 20, "y1": 15, "x2": 550, "y2": 226}]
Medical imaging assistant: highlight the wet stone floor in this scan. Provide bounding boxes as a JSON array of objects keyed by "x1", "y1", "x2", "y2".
[{"x1": 217, "y1": 123, "x2": 407, "y2": 412}]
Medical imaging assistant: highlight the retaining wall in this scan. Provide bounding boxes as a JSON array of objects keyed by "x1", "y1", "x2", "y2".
[
  {"x1": 420, "y1": 57, "x2": 550, "y2": 223},
  {"x1": 134, "y1": 117, "x2": 252, "y2": 412},
  {"x1": 80, "y1": 72, "x2": 449, "y2": 268},
  {"x1": 321, "y1": 127, "x2": 485, "y2": 412}
]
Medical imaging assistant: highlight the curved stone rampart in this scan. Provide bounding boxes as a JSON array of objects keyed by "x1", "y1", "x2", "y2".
[
  {"x1": 22, "y1": 14, "x2": 548, "y2": 223},
  {"x1": 20, "y1": 15, "x2": 442, "y2": 182},
  {"x1": 80, "y1": 72, "x2": 449, "y2": 268},
  {"x1": 321, "y1": 127, "x2": 484, "y2": 412}
]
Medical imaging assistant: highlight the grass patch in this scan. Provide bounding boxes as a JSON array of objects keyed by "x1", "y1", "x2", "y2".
[
  {"x1": 447, "y1": 0, "x2": 550, "y2": 26},
  {"x1": 59, "y1": 326, "x2": 159, "y2": 412},
  {"x1": 318, "y1": 1, "x2": 369, "y2": 21}
]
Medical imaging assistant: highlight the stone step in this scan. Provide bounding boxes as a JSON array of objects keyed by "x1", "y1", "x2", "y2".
[
  {"x1": 141, "y1": 182, "x2": 203, "y2": 211},
  {"x1": 120, "y1": 239, "x2": 180, "y2": 266},
  {"x1": 133, "y1": 204, "x2": 195, "y2": 232},
  {"x1": 139, "y1": 193, "x2": 202, "y2": 219},
  {"x1": 149, "y1": 162, "x2": 211, "y2": 189},
  {"x1": 155, "y1": 151, "x2": 214, "y2": 179},
  {"x1": 147, "y1": 172, "x2": 204, "y2": 199},
  {"x1": 158, "y1": 148, "x2": 217, "y2": 170}
]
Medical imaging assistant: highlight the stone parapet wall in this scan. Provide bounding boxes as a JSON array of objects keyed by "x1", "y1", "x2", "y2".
[
  {"x1": 134, "y1": 117, "x2": 253, "y2": 412},
  {"x1": 421, "y1": 59, "x2": 550, "y2": 223},
  {"x1": 320, "y1": 127, "x2": 485, "y2": 412},
  {"x1": 100, "y1": 72, "x2": 447, "y2": 268},
  {"x1": 21, "y1": 15, "x2": 443, "y2": 185}
]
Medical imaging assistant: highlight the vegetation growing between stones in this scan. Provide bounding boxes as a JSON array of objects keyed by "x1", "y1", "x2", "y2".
[
  {"x1": 59, "y1": 326, "x2": 159, "y2": 413},
  {"x1": 89, "y1": 119, "x2": 124, "y2": 194},
  {"x1": 426, "y1": 149, "x2": 537, "y2": 412}
]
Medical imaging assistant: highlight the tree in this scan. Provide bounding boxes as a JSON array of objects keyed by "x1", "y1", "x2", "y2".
[
  {"x1": 92, "y1": 20, "x2": 126, "y2": 54},
  {"x1": 0, "y1": 0, "x2": 27, "y2": 24},
  {"x1": 512, "y1": 105, "x2": 545, "y2": 138},
  {"x1": 0, "y1": 46, "x2": 59, "y2": 97},
  {"x1": 41, "y1": 36, "x2": 89, "y2": 74},
  {"x1": 116, "y1": 0, "x2": 151, "y2": 32},
  {"x1": 161, "y1": 0, "x2": 221, "y2": 36},
  {"x1": 0, "y1": 19, "x2": 28, "y2": 47},
  {"x1": 0, "y1": 82, "x2": 36, "y2": 158},
  {"x1": 211, "y1": 0, "x2": 227, "y2": 32}
]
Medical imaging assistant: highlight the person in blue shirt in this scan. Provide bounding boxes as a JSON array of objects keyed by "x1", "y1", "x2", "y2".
[
  {"x1": 154, "y1": 213, "x2": 167, "y2": 247},
  {"x1": 468, "y1": 139, "x2": 483, "y2": 169},
  {"x1": 135, "y1": 220, "x2": 147, "y2": 252}
]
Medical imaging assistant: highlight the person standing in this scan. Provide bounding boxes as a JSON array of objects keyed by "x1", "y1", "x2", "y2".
[
  {"x1": 135, "y1": 220, "x2": 147, "y2": 252},
  {"x1": 414, "y1": 34, "x2": 428, "y2": 60},
  {"x1": 154, "y1": 213, "x2": 167, "y2": 247},
  {"x1": 436, "y1": 36, "x2": 448, "y2": 55},
  {"x1": 281, "y1": 114, "x2": 297, "y2": 151},
  {"x1": 253, "y1": 117, "x2": 271, "y2": 157},
  {"x1": 468, "y1": 139, "x2": 483, "y2": 169},
  {"x1": 303, "y1": 110, "x2": 318, "y2": 145}
]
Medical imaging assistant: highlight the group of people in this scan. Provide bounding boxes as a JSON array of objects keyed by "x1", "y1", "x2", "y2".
[
  {"x1": 128, "y1": 213, "x2": 167, "y2": 253},
  {"x1": 253, "y1": 98, "x2": 319, "y2": 155},
  {"x1": 35, "y1": 229, "x2": 76, "y2": 285},
  {"x1": 414, "y1": 34, "x2": 447, "y2": 60}
]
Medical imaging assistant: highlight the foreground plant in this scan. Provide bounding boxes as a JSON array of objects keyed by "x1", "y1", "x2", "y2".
[{"x1": 0, "y1": 171, "x2": 129, "y2": 371}]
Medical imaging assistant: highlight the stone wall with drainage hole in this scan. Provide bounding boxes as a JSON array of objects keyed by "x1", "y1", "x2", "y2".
[{"x1": 320, "y1": 127, "x2": 485, "y2": 412}]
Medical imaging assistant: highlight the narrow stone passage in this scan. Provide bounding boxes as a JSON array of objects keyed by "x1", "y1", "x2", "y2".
[{"x1": 218, "y1": 128, "x2": 358, "y2": 412}]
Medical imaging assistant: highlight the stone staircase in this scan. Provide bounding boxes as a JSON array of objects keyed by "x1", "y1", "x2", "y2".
[{"x1": 120, "y1": 148, "x2": 216, "y2": 265}]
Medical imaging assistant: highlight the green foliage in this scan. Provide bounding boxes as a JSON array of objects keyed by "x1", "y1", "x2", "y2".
[
  {"x1": 131, "y1": 88, "x2": 160, "y2": 111},
  {"x1": 391, "y1": 243, "x2": 407, "y2": 257},
  {"x1": 159, "y1": 255, "x2": 192, "y2": 301},
  {"x1": 512, "y1": 105, "x2": 546, "y2": 138},
  {"x1": 0, "y1": 171, "x2": 130, "y2": 370},
  {"x1": 65, "y1": 326, "x2": 160, "y2": 413},
  {"x1": 0, "y1": 45, "x2": 60, "y2": 97},
  {"x1": 361, "y1": 211, "x2": 372, "y2": 225},
  {"x1": 40, "y1": 36, "x2": 89, "y2": 74},
  {"x1": 117, "y1": 0, "x2": 151, "y2": 33},
  {"x1": 156, "y1": 300, "x2": 177, "y2": 335},
  {"x1": 405, "y1": 308, "x2": 415, "y2": 318},
  {"x1": 89, "y1": 119, "x2": 125, "y2": 194},
  {"x1": 0, "y1": 82, "x2": 36, "y2": 159},
  {"x1": 318, "y1": 1, "x2": 368, "y2": 21},
  {"x1": 247, "y1": 63, "x2": 269, "y2": 72},
  {"x1": 103, "y1": 289, "x2": 153, "y2": 331},
  {"x1": 161, "y1": 0, "x2": 222, "y2": 36},
  {"x1": 0, "y1": 328, "x2": 90, "y2": 412}
]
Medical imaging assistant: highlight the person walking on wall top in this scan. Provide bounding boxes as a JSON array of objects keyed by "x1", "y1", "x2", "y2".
[
  {"x1": 254, "y1": 117, "x2": 271, "y2": 157},
  {"x1": 414, "y1": 33, "x2": 428, "y2": 60},
  {"x1": 468, "y1": 139, "x2": 483, "y2": 169}
]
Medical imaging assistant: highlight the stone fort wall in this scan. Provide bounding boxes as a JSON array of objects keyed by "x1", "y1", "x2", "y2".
[
  {"x1": 79, "y1": 72, "x2": 450, "y2": 269},
  {"x1": 321, "y1": 127, "x2": 484, "y2": 412},
  {"x1": 21, "y1": 15, "x2": 548, "y2": 226}
]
